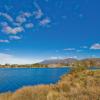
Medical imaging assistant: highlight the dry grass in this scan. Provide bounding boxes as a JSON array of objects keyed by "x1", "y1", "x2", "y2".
[{"x1": 0, "y1": 70, "x2": 100, "y2": 100}]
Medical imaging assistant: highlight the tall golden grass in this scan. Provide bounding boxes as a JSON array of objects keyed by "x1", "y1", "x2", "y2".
[{"x1": 0, "y1": 70, "x2": 100, "y2": 100}]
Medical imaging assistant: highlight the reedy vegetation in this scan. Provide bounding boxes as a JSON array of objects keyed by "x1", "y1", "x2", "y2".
[{"x1": 0, "y1": 67, "x2": 100, "y2": 100}]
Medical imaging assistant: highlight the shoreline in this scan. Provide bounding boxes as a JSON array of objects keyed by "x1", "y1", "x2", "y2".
[
  {"x1": 0, "y1": 66, "x2": 70, "y2": 68},
  {"x1": 0, "y1": 69, "x2": 100, "y2": 100},
  {"x1": 0, "y1": 67, "x2": 71, "y2": 94}
]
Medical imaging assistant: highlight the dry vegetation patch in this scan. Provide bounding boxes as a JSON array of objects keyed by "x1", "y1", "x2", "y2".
[{"x1": 0, "y1": 70, "x2": 100, "y2": 100}]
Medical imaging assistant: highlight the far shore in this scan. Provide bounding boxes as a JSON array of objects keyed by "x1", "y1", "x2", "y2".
[{"x1": 0, "y1": 58, "x2": 100, "y2": 68}]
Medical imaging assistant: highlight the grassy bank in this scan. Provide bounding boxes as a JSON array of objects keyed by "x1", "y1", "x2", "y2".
[{"x1": 0, "y1": 69, "x2": 100, "y2": 100}]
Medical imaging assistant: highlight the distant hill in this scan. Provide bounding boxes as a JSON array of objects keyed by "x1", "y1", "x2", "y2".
[
  {"x1": 39, "y1": 58, "x2": 100, "y2": 67},
  {"x1": 39, "y1": 58, "x2": 78, "y2": 64},
  {"x1": 80, "y1": 58, "x2": 100, "y2": 67},
  {"x1": 0, "y1": 58, "x2": 100, "y2": 68}
]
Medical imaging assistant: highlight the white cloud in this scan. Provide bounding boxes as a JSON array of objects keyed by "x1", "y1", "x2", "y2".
[
  {"x1": 9, "y1": 36, "x2": 21, "y2": 40},
  {"x1": 0, "y1": 39, "x2": 9, "y2": 43},
  {"x1": 22, "y1": 12, "x2": 32, "y2": 18},
  {"x1": 13, "y1": 22, "x2": 21, "y2": 26},
  {"x1": 0, "y1": 12, "x2": 13, "y2": 22},
  {"x1": 0, "y1": 2, "x2": 52, "y2": 41},
  {"x1": 49, "y1": 56, "x2": 59, "y2": 59},
  {"x1": 0, "y1": 53, "x2": 12, "y2": 64},
  {"x1": 48, "y1": 56, "x2": 78, "y2": 60},
  {"x1": 33, "y1": 9, "x2": 43, "y2": 19},
  {"x1": 33, "y1": 2, "x2": 43, "y2": 19},
  {"x1": 25, "y1": 23, "x2": 34, "y2": 28},
  {"x1": 40, "y1": 17, "x2": 51, "y2": 26},
  {"x1": 2, "y1": 25, "x2": 24, "y2": 34},
  {"x1": 13, "y1": 12, "x2": 32, "y2": 26},
  {"x1": 0, "y1": 53, "x2": 41, "y2": 64},
  {"x1": 16, "y1": 15, "x2": 26, "y2": 24},
  {"x1": 90, "y1": 43, "x2": 100, "y2": 50},
  {"x1": 0, "y1": 22, "x2": 8, "y2": 26},
  {"x1": 14, "y1": 12, "x2": 32, "y2": 25},
  {"x1": 48, "y1": 56, "x2": 64, "y2": 59},
  {"x1": 64, "y1": 48, "x2": 75, "y2": 51},
  {"x1": 68, "y1": 56, "x2": 78, "y2": 59}
]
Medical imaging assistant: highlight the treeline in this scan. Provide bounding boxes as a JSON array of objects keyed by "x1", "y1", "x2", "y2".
[{"x1": 0, "y1": 63, "x2": 48, "y2": 68}]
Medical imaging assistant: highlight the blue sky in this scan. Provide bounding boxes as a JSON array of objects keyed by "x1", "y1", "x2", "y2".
[{"x1": 0, "y1": 0, "x2": 100, "y2": 64}]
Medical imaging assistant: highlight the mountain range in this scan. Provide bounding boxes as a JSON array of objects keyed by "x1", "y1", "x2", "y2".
[{"x1": 39, "y1": 58, "x2": 100, "y2": 67}]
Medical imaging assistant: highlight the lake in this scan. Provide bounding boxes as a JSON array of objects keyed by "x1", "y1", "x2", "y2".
[{"x1": 0, "y1": 68, "x2": 70, "y2": 93}]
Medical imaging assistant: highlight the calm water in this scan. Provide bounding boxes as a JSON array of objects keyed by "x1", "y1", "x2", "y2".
[{"x1": 0, "y1": 68, "x2": 70, "y2": 93}]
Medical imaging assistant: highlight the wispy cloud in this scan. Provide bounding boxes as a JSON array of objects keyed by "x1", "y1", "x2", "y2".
[
  {"x1": 2, "y1": 25, "x2": 24, "y2": 34},
  {"x1": 69, "y1": 56, "x2": 78, "y2": 59},
  {"x1": 0, "y1": 53, "x2": 12, "y2": 62},
  {"x1": 48, "y1": 56, "x2": 64, "y2": 59},
  {"x1": 0, "y1": 22, "x2": 8, "y2": 26},
  {"x1": 0, "y1": 39, "x2": 9, "y2": 43},
  {"x1": 0, "y1": 12, "x2": 13, "y2": 22},
  {"x1": 25, "y1": 23, "x2": 34, "y2": 28},
  {"x1": 90, "y1": 43, "x2": 100, "y2": 50},
  {"x1": 64, "y1": 48, "x2": 76, "y2": 51},
  {"x1": 15, "y1": 12, "x2": 32, "y2": 25},
  {"x1": 9, "y1": 36, "x2": 21, "y2": 40},
  {"x1": 0, "y1": 1, "x2": 52, "y2": 43},
  {"x1": 40, "y1": 17, "x2": 51, "y2": 26},
  {"x1": 16, "y1": 15, "x2": 26, "y2": 24},
  {"x1": 33, "y1": 9, "x2": 43, "y2": 19},
  {"x1": 0, "y1": 53, "x2": 41, "y2": 64},
  {"x1": 22, "y1": 12, "x2": 32, "y2": 18},
  {"x1": 33, "y1": 2, "x2": 43, "y2": 19}
]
